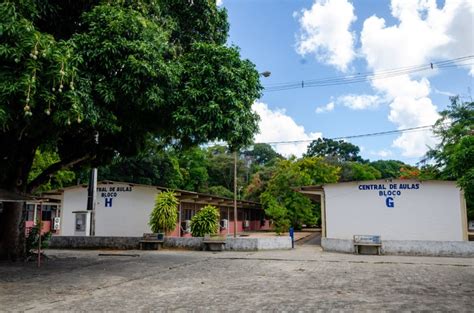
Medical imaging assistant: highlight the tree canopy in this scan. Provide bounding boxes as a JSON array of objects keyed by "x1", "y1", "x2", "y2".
[
  {"x1": 261, "y1": 157, "x2": 340, "y2": 229},
  {"x1": 369, "y1": 160, "x2": 409, "y2": 179},
  {"x1": 305, "y1": 138, "x2": 365, "y2": 163},
  {"x1": 426, "y1": 97, "x2": 474, "y2": 219},
  {"x1": 0, "y1": 1, "x2": 261, "y2": 194},
  {"x1": 0, "y1": 0, "x2": 262, "y2": 259}
]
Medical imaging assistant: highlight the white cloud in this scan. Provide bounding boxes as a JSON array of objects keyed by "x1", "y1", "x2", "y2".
[
  {"x1": 295, "y1": 0, "x2": 357, "y2": 72},
  {"x1": 370, "y1": 149, "x2": 393, "y2": 158},
  {"x1": 216, "y1": 0, "x2": 223, "y2": 6},
  {"x1": 316, "y1": 94, "x2": 383, "y2": 112},
  {"x1": 253, "y1": 102, "x2": 322, "y2": 157},
  {"x1": 433, "y1": 88, "x2": 456, "y2": 97},
  {"x1": 359, "y1": 0, "x2": 474, "y2": 157},
  {"x1": 338, "y1": 94, "x2": 383, "y2": 110},
  {"x1": 315, "y1": 101, "x2": 335, "y2": 113}
]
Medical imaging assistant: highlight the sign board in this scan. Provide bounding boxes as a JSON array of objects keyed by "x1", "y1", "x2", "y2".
[
  {"x1": 353, "y1": 235, "x2": 381, "y2": 244},
  {"x1": 358, "y1": 182, "x2": 420, "y2": 208},
  {"x1": 97, "y1": 185, "x2": 133, "y2": 208}
]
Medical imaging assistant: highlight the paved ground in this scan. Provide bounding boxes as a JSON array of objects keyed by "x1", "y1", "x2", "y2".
[
  {"x1": 1, "y1": 247, "x2": 473, "y2": 312},
  {"x1": 298, "y1": 231, "x2": 322, "y2": 246}
]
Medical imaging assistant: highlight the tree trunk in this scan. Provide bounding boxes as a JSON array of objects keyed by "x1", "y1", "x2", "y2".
[
  {"x1": 0, "y1": 201, "x2": 25, "y2": 260},
  {"x1": 0, "y1": 144, "x2": 35, "y2": 261}
]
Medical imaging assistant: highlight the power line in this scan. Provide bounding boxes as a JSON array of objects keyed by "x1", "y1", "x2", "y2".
[
  {"x1": 256, "y1": 124, "x2": 437, "y2": 145},
  {"x1": 265, "y1": 56, "x2": 473, "y2": 90},
  {"x1": 263, "y1": 56, "x2": 474, "y2": 92}
]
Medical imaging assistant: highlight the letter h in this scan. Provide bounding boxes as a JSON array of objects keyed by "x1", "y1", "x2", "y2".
[{"x1": 105, "y1": 198, "x2": 113, "y2": 207}]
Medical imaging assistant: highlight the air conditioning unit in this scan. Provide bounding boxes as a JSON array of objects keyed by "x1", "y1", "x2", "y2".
[
  {"x1": 243, "y1": 220, "x2": 250, "y2": 228},
  {"x1": 53, "y1": 217, "x2": 61, "y2": 230},
  {"x1": 220, "y1": 219, "x2": 228, "y2": 229}
]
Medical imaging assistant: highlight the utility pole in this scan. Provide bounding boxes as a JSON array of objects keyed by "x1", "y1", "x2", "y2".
[
  {"x1": 87, "y1": 131, "x2": 99, "y2": 236},
  {"x1": 233, "y1": 150, "x2": 238, "y2": 238},
  {"x1": 232, "y1": 71, "x2": 271, "y2": 238}
]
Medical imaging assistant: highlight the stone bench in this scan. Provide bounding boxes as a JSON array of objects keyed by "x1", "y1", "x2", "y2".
[
  {"x1": 203, "y1": 235, "x2": 226, "y2": 251},
  {"x1": 139, "y1": 233, "x2": 164, "y2": 250},
  {"x1": 353, "y1": 235, "x2": 382, "y2": 255}
]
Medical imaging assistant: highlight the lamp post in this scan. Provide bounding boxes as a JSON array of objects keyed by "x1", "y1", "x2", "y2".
[{"x1": 233, "y1": 71, "x2": 271, "y2": 238}]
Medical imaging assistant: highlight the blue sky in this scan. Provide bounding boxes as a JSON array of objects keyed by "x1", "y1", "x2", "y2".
[{"x1": 220, "y1": 0, "x2": 473, "y2": 164}]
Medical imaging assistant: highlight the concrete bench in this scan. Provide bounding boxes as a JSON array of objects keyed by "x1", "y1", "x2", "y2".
[
  {"x1": 139, "y1": 233, "x2": 164, "y2": 250},
  {"x1": 203, "y1": 235, "x2": 226, "y2": 251},
  {"x1": 353, "y1": 235, "x2": 382, "y2": 255}
]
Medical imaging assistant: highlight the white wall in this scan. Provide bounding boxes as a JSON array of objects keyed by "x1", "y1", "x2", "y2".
[
  {"x1": 61, "y1": 184, "x2": 156, "y2": 236},
  {"x1": 324, "y1": 180, "x2": 464, "y2": 241},
  {"x1": 61, "y1": 188, "x2": 85, "y2": 236}
]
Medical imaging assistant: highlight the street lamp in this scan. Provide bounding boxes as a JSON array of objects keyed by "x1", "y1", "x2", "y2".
[{"x1": 233, "y1": 71, "x2": 271, "y2": 238}]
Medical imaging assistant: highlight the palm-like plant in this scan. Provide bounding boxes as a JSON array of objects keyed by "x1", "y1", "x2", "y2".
[
  {"x1": 190, "y1": 205, "x2": 220, "y2": 237},
  {"x1": 149, "y1": 191, "x2": 179, "y2": 234}
]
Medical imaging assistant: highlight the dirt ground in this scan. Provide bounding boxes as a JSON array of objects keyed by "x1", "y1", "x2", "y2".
[{"x1": 1, "y1": 246, "x2": 473, "y2": 312}]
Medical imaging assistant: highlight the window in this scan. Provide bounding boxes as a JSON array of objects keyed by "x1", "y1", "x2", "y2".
[
  {"x1": 41, "y1": 205, "x2": 52, "y2": 221},
  {"x1": 238, "y1": 210, "x2": 244, "y2": 222},
  {"x1": 229, "y1": 209, "x2": 235, "y2": 221},
  {"x1": 220, "y1": 209, "x2": 227, "y2": 220},
  {"x1": 25, "y1": 204, "x2": 35, "y2": 221},
  {"x1": 183, "y1": 209, "x2": 196, "y2": 221},
  {"x1": 42, "y1": 210, "x2": 52, "y2": 221}
]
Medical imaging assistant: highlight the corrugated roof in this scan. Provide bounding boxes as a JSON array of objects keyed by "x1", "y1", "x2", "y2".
[{"x1": 42, "y1": 180, "x2": 262, "y2": 210}]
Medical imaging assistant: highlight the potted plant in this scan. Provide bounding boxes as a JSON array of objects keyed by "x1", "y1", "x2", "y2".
[
  {"x1": 191, "y1": 205, "x2": 225, "y2": 251},
  {"x1": 190, "y1": 205, "x2": 220, "y2": 237},
  {"x1": 149, "y1": 190, "x2": 178, "y2": 240}
]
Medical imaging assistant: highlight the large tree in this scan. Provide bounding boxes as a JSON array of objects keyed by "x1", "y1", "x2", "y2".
[
  {"x1": 426, "y1": 97, "x2": 474, "y2": 219},
  {"x1": 261, "y1": 157, "x2": 340, "y2": 229},
  {"x1": 338, "y1": 162, "x2": 381, "y2": 182},
  {"x1": 369, "y1": 160, "x2": 409, "y2": 179},
  {"x1": 305, "y1": 138, "x2": 365, "y2": 163},
  {"x1": 0, "y1": 1, "x2": 262, "y2": 259}
]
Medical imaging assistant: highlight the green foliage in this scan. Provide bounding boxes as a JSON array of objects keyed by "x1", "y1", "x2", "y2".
[
  {"x1": 28, "y1": 148, "x2": 75, "y2": 193},
  {"x1": 149, "y1": 190, "x2": 178, "y2": 234},
  {"x1": 261, "y1": 157, "x2": 339, "y2": 229},
  {"x1": 244, "y1": 164, "x2": 277, "y2": 202},
  {"x1": 339, "y1": 162, "x2": 381, "y2": 182},
  {"x1": 206, "y1": 146, "x2": 246, "y2": 192},
  {"x1": 261, "y1": 193, "x2": 290, "y2": 235},
  {"x1": 190, "y1": 205, "x2": 220, "y2": 237},
  {"x1": 426, "y1": 97, "x2": 474, "y2": 219},
  {"x1": 243, "y1": 143, "x2": 282, "y2": 166},
  {"x1": 208, "y1": 185, "x2": 233, "y2": 198},
  {"x1": 369, "y1": 160, "x2": 409, "y2": 178},
  {"x1": 97, "y1": 151, "x2": 183, "y2": 188},
  {"x1": 25, "y1": 221, "x2": 51, "y2": 256},
  {"x1": 399, "y1": 165, "x2": 439, "y2": 180},
  {"x1": 177, "y1": 147, "x2": 209, "y2": 192},
  {"x1": 0, "y1": 1, "x2": 262, "y2": 194},
  {"x1": 305, "y1": 138, "x2": 365, "y2": 163}
]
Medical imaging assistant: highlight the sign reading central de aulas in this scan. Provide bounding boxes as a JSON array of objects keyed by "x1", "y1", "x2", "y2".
[
  {"x1": 97, "y1": 185, "x2": 133, "y2": 208},
  {"x1": 358, "y1": 183, "x2": 420, "y2": 208}
]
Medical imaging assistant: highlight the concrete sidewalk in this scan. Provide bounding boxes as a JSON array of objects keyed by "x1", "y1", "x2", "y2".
[{"x1": 1, "y1": 246, "x2": 473, "y2": 312}]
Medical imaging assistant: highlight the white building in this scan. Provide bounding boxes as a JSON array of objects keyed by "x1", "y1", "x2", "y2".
[
  {"x1": 298, "y1": 179, "x2": 471, "y2": 255},
  {"x1": 44, "y1": 181, "x2": 268, "y2": 237}
]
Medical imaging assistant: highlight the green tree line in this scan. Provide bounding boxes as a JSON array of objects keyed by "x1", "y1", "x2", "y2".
[{"x1": 29, "y1": 98, "x2": 474, "y2": 231}]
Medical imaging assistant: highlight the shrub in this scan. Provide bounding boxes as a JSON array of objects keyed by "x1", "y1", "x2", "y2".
[
  {"x1": 261, "y1": 193, "x2": 290, "y2": 235},
  {"x1": 26, "y1": 221, "x2": 52, "y2": 256},
  {"x1": 190, "y1": 205, "x2": 220, "y2": 237},
  {"x1": 149, "y1": 190, "x2": 179, "y2": 234}
]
